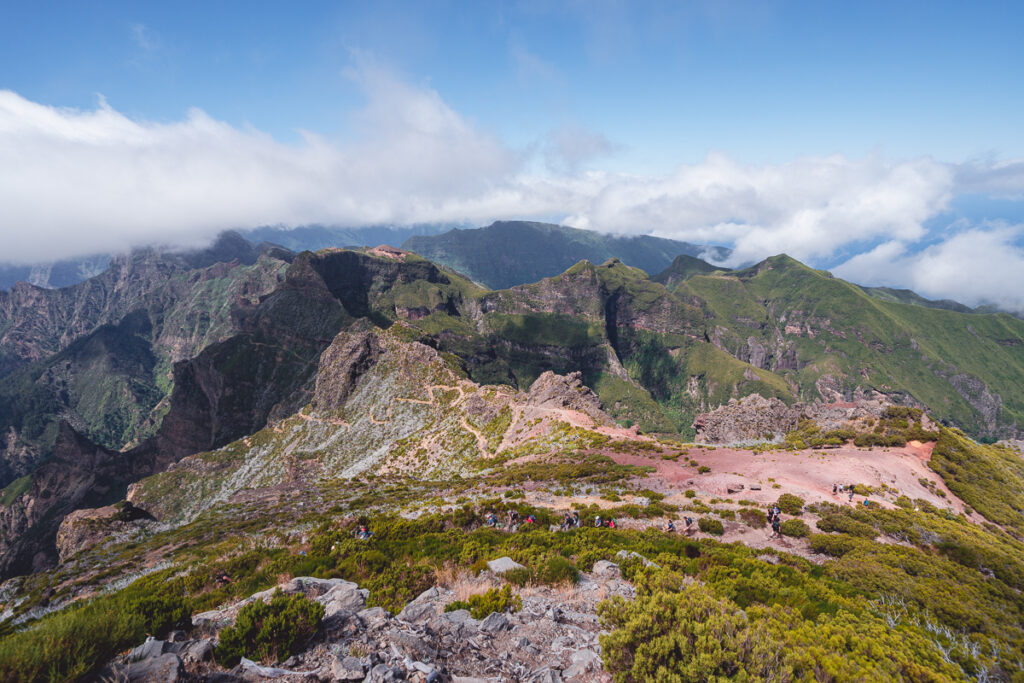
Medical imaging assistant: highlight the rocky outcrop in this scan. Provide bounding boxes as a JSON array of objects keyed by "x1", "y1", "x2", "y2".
[
  {"x1": 313, "y1": 331, "x2": 383, "y2": 412},
  {"x1": 693, "y1": 395, "x2": 893, "y2": 444},
  {"x1": 108, "y1": 561, "x2": 637, "y2": 682},
  {"x1": 526, "y1": 371, "x2": 612, "y2": 426},
  {"x1": 693, "y1": 395, "x2": 800, "y2": 444},
  {"x1": 55, "y1": 501, "x2": 154, "y2": 562}
]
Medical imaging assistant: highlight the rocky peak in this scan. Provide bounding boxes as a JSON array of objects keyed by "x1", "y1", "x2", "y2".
[{"x1": 526, "y1": 371, "x2": 612, "y2": 426}]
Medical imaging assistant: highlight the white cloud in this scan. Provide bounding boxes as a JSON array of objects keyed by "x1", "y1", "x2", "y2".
[
  {"x1": 1, "y1": 64, "x2": 1023, "y2": 312},
  {"x1": 833, "y1": 224, "x2": 1024, "y2": 314}
]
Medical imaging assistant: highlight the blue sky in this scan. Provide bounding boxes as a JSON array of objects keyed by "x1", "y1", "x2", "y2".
[{"x1": 1, "y1": 1, "x2": 1024, "y2": 310}]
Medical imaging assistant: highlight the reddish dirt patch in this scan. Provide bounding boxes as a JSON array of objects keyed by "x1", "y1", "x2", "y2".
[{"x1": 603, "y1": 441, "x2": 973, "y2": 517}]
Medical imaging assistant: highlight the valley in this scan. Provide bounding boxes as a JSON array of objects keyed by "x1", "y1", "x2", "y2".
[{"x1": 0, "y1": 231, "x2": 1023, "y2": 681}]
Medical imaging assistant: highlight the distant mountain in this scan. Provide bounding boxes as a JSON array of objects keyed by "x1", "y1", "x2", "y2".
[
  {"x1": 0, "y1": 254, "x2": 111, "y2": 291},
  {"x1": 653, "y1": 254, "x2": 729, "y2": 289},
  {"x1": 241, "y1": 224, "x2": 454, "y2": 253},
  {"x1": 401, "y1": 221, "x2": 731, "y2": 289}
]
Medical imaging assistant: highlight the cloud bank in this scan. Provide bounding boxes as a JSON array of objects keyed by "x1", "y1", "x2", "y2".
[{"x1": 1, "y1": 65, "x2": 1023, "y2": 312}]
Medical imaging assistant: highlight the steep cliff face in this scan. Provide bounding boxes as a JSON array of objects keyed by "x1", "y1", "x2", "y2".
[{"x1": 0, "y1": 424, "x2": 124, "y2": 577}]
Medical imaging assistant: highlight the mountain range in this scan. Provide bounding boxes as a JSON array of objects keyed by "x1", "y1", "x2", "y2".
[{"x1": 1, "y1": 224, "x2": 1024, "y2": 680}]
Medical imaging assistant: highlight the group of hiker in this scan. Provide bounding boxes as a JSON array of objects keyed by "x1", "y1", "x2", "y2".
[
  {"x1": 833, "y1": 482, "x2": 867, "y2": 505},
  {"x1": 665, "y1": 517, "x2": 695, "y2": 533},
  {"x1": 485, "y1": 509, "x2": 537, "y2": 532}
]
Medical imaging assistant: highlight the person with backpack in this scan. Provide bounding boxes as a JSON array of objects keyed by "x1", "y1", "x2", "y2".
[
  {"x1": 771, "y1": 516, "x2": 781, "y2": 538},
  {"x1": 561, "y1": 512, "x2": 573, "y2": 530},
  {"x1": 608, "y1": 518, "x2": 616, "y2": 529},
  {"x1": 594, "y1": 515, "x2": 602, "y2": 528},
  {"x1": 666, "y1": 519, "x2": 676, "y2": 532},
  {"x1": 572, "y1": 511, "x2": 580, "y2": 528},
  {"x1": 486, "y1": 512, "x2": 498, "y2": 528}
]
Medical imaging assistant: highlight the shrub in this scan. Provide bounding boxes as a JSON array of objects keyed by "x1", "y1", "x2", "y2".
[
  {"x1": 216, "y1": 590, "x2": 325, "y2": 667},
  {"x1": 779, "y1": 519, "x2": 811, "y2": 538},
  {"x1": 445, "y1": 585, "x2": 521, "y2": 619},
  {"x1": 538, "y1": 556, "x2": 580, "y2": 585},
  {"x1": 815, "y1": 514, "x2": 877, "y2": 539},
  {"x1": 808, "y1": 534, "x2": 860, "y2": 557},
  {"x1": 776, "y1": 493, "x2": 804, "y2": 515},
  {"x1": 738, "y1": 508, "x2": 766, "y2": 527},
  {"x1": 697, "y1": 466, "x2": 711, "y2": 474},
  {"x1": 698, "y1": 518, "x2": 724, "y2": 536},
  {"x1": 684, "y1": 489, "x2": 696, "y2": 498}
]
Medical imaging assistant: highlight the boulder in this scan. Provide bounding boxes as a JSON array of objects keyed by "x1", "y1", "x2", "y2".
[
  {"x1": 129, "y1": 637, "x2": 166, "y2": 662},
  {"x1": 124, "y1": 653, "x2": 184, "y2": 682},
  {"x1": 486, "y1": 557, "x2": 526, "y2": 574},
  {"x1": 479, "y1": 612, "x2": 509, "y2": 633},
  {"x1": 331, "y1": 655, "x2": 367, "y2": 681}
]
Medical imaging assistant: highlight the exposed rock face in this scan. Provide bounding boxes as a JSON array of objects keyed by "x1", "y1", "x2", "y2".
[
  {"x1": 693, "y1": 395, "x2": 800, "y2": 444},
  {"x1": 313, "y1": 331, "x2": 383, "y2": 412},
  {"x1": 693, "y1": 395, "x2": 893, "y2": 444},
  {"x1": 526, "y1": 371, "x2": 612, "y2": 426},
  {"x1": 110, "y1": 562, "x2": 638, "y2": 682},
  {"x1": 55, "y1": 501, "x2": 153, "y2": 562}
]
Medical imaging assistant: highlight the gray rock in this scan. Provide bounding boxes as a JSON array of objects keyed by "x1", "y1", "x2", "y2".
[
  {"x1": 180, "y1": 639, "x2": 215, "y2": 663},
  {"x1": 397, "y1": 601, "x2": 436, "y2": 624},
  {"x1": 479, "y1": 612, "x2": 509, "y2": 633},
  {"x1": 358, "y1": 606, "x2": 392, "y2": 628},
  {"x1": 563, "y1": 649, "x2": 600, "y2": 680},
  {"x1": 590, "y1": 560, "x2": 620, "y2": 579},
  {"x1": 368, "y1": 663, "x2": 403, "y2": 682},
  {"x1": 529, "y1": 668, "x2": 563, "y2": 683},
  {"x1": 389, "y1": 630, "x2": 435, "y2": 661},
  {"x1": 129, "y1": 637, "x2": 166, "y2": 662},
  {"x1": 124, "y1": 653, "x2": 183, "y2": 682},
  {"x1": 318, "y1": 581, "x2": 369, "y2": 618},
  {"x1": 486, "y1": 557, "x2": 526, "y2": 574},
  {"x1": 332, "y1": 655, "x2": 367, "y2": 680},
  {"x1": 452, "y1": 677, "x2": 498, "y2": 683},
  {"x1": 230, "y1": 657, "x2": 319, "y2": 681},
  {"x1": 441, "y1": 608, "x2": 471, "y2": 624}
]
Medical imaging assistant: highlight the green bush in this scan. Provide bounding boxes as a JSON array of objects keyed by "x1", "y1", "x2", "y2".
[
  {"x1": 0, "y1": 570, "x2": 191, "y2": 681},
  {"x1": 445, "y1": 585, "x2": 521, "y2": 619},
  {"x1": 815, "y1": 514, "x2": 877, "y2": 539},
  {"x1": 779, "y1": 519, "x2": 810, "y2": 538},
  {"x1": 697, "y1": 466, "x2": 711, "y2": 474},
  {"x1": 538, "y1": 556, "x2": 580, "y2": 585},
  {"x1": 683, "y1": 489, "x2": 696, "y2": 498},
  {"x1": 698, "y1": 518, "x2": 724, "y2": 536},
  {"x1": 776, "y1": 493, "x2": 804, "y2": 515},
  {"x1": 738, "y1": 508, "x2": 765, "y2": 527},
  {"x1": 807, "y1": 533, "x2": 863, "y2": 557},
  {"x1": 216, "y1": 590, "x2": 325, "y2": 667}
]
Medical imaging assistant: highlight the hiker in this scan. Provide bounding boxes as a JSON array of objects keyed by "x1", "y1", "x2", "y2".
[
  {"x1": 832, "y1": 483, "x2": 838, "y2": 494},
  {"x1": 771, "y1": 517, "x2": 781, "y2": 538},
  {"x1": 486, "y1": 512, "x2": 498, "y2": 528},
  {"x1": 215, "y1": 571, "x2": 232, "y2": 586},
  {"x1": 666, "y1": 519, "x2": 676, "y2": 532},
  {"x1": 525, "y1": 514, "x2": 536, "y2": 525},
  {"x1": 608, "y1": 518, "x2": 616, "y2": 529},
  {"x1": 684, "y1": 516, "x2": 693, "y2": 528},
  {"x1": 848, "y1": 488, "x2": 855, "y2": 502},
  {"x1": 561, "y1": 512, "x2": 573, "y2": 530},
  {"x1": 572, "y1": 511, "x2": 580, "y2": 527},
  {"x1": 356, "y1": 525, "x2": 373, "y2": 540},
  {"x1": 766, "y1": 506, "x2": 775, "y2": 524},
  {"x1": 595, "y1": 515, "x2": 602, "y2": 528}
]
